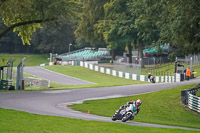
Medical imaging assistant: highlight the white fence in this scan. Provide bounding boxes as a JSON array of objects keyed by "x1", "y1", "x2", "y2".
[
  {"x1": 79, "y1": 61, "x2": 180, "y2": 83},
  {"x1": 188, "y1": 93, "x2": 200, "y2": 113},
  {"x1": 181, "y1": 84, "x2": 200, "y2": 113}
]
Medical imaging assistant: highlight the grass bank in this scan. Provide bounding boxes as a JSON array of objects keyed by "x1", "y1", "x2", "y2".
[
  {"x1": 0, "y1": 54, "x2": 49, "y2": 66},
  {"x1": 0, "y1": 108, "x2": 199, "y2": 133},
  {"x1": 142, "y1": 63, "x2": 200, "y2": 77},
  {"x1": 45, "y1": 65, "x2": 145, "y2": 89},
  {"x1": 196, "y1": 90, "x2": 200, "y2": 97},
  {"x1": 69, "y1": 84, "x2": 200, "y2": 129}
]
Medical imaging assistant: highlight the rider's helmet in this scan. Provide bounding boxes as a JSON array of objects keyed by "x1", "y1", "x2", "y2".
[{"x1": 136, "y1": 99, "x2": 142, "y2": 107}]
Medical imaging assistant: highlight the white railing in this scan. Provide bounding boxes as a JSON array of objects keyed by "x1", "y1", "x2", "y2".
[
  {"x1": 181, "y1": 84, "x2": 200, "y2": 113},
  {"x1": 188, "y1": 93, "x2": 200, "y2": 113}
]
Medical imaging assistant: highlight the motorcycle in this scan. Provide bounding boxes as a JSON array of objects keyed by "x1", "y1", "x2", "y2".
[
  {"x1": 112, "y1": 104, "x2": 137, "y2": 122},
  {"x1": 149, "y1": 76, "x2": 155, "y2": 83}
]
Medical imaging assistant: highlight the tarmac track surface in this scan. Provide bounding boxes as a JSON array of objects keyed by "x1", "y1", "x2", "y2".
[
  {"x1": 1, "y1": 67, "x2": 200, "y2": 131},
  {"x1": 23, "y1": 67, "x2": 95, "y2": 85}
]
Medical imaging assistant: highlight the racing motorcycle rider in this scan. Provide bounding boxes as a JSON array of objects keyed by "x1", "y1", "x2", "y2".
[
  {"x1": 148, "y1": 73, "x2": 155, "y2": 83},
  {"x1": 118, "y1": 99, "x2": 142, "y2": 120}
]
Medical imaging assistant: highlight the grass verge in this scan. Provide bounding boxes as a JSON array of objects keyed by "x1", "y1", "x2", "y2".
[
  {"x1": 69, "y1": 84, "x2": 200, "y2": 129},
  {"x1": 3, "y1": 65, "x2": 145, "y2": 91},
  {"x1": 196, "y1": 90, "x2": 200, "y2": 97},
  {"x1": 0, "y1": 54, "x2": 49, "y2": 66},
  {"x1": 141, "y1": 63, "x2": 200, "y2": 77},
  {"x1": 45, "y1": 65, "x2": 146, "y2": 89},
  {"x1": 0, "y1": 108, "x2": 199, "y2": 133}
]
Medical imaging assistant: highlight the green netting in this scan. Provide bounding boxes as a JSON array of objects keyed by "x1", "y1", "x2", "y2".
[
  {"x1": 143, "y1": 45, "x2": 169, "y2": 54},
  {"x1": 60, "y1": 50, "x2": 109, "y2": 61}
]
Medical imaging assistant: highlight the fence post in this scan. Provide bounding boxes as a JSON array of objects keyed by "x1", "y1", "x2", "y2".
[
  {"x1": 16, "y1": 57, "x2": 26, "y2": 90},
  {"x1": 181, "y1": 90, "x2": 188, "y2": 105}
]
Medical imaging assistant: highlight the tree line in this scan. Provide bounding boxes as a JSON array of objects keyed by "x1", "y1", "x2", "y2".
[
  {"x1": 0, "y1": 0, "x2": 78, "y2": 54},
  {"x1": 0, "y1": 0, "x2": 200, "y2": 61}
]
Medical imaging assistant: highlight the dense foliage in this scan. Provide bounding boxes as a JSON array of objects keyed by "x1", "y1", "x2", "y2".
[
  {"x1": 0, "y1": 0, "x2": 200, "y2": 55},
  {"x1": 0, "y1": 0, "x2": 79, "y2": 50},
  {"x1": 75, "y1": 0, "x2": 200, "y2": 58}
]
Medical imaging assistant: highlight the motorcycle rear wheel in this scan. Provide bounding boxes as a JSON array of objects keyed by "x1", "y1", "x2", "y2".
[{"x1": 122, "y1": 113, "x2": 132, "y2": 122}]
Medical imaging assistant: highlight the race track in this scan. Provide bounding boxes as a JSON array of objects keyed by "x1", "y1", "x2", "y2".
[
  {"x1": 0, "y1": 67, "x2": 200, "y2": 131},
  {"x1": 23, "y1": 67, "x2": 95, "y2": 85}
]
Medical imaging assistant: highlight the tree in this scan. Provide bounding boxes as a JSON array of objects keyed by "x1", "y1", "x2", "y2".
[
  {"x1": 74, "y1": 0, "x2": 107, "y2": 48},
  {"x1": 31, "y1": 21, "x2": 75, "y2": 54},
  {"x1": 95, "y1": 0, "x2": 159, "y2": 63},
  {"x1": 0, "y1": 0, "x2": 80, "y2": 45},
  {"x1": 95, "y1": 0, "x2": 134, "y2": 62},
  {"x1": 0, "y1": 17, "x2": 35, "y2": 53},
  {"x1": 152, "y1": 0, "x2": 200, "y2": 55},
  {"x1": 127, "y1": 0, "x2": 160, "y2": 59}
]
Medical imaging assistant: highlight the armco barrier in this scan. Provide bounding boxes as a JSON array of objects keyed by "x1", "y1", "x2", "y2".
[
  {"x1": 79, "y1": 61, "x2": 180, "y2": 83},
  {"x1": 0, "y1": 80, "x2": 13, "y2": 90},
  {"x1": 181, "y1": 83, "x2": 200, "y2": 113},
  {"x1": 188, "y1": 93, "x2": 200, "y2": 113},
  {"x1": 40, "y1": 60, "x2": 181, "y2": 83}
]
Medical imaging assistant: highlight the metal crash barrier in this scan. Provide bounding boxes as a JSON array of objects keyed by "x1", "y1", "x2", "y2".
[
  {"x1": 181, "y1": 84, "x2": 200, "y2": 113},
  {"x1": 0, "y1": 80, "x2": 13, "y2": 90},
  {"x1": 0, "y1": 59, "x2": 15, "y2": 90}
]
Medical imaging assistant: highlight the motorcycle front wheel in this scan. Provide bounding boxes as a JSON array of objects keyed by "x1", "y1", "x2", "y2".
[
  {"x1": 122, "y1": 113, "x2": 132, "y2": 122},
  {"x1": 111, "y1": 116, "x2": 117, "y2": 121}
]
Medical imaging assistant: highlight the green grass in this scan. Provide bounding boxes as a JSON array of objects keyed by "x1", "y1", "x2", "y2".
[
  {"x1": 142, "y1": 63, "x2": 200, "y2": 77},
  {"x1": 99, "y1": 62, "x2": 200, "y2": 77},
  {"x1": 196, "y1": 90, "x2": 200, "y2": 97},
  {"x1": 193, "y1": 66, "x2": 200, "y2": 78},
  {"x1": 45, "y1": 65, "x2": 146, "y2": 89},
  {"x1": 0, "y1": 108, "x2": 199, "y2": 133},
  {"x1": 142, "y1": 63, "x2": 175, "y2": 76},
  {"x1": 0, "y1": 54, "x2": 49, "y2": 66},
  {"x1": 69, "y1": 84, "x2": 200, "y2": 129},
  {"x1": 0, "y1": 54, "x2": 200, "y2": 77}
]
